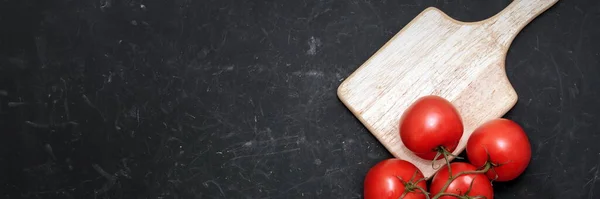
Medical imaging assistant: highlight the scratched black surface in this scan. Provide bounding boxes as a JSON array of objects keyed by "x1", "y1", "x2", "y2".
[{"x1": 1, "y1": 0, "x2": 599, "y2": 198}]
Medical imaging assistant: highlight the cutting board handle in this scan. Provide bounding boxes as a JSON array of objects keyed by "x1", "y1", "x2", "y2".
[{"x1": 485, "y1": 0, "x2": 559, "y2": 48}]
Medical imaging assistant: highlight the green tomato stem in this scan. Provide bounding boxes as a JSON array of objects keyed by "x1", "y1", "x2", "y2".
[
  {"x1": 397, "y1": 172, "x2": 430, "y2": 199},
  {"x1": 436, "y1": 193, "x2": 463, "y2": 198},
  {"x1": 414, "y1": 186, "x2": 431, "y2": 199},
  {"x1": 431, "y1": 162, "x2": 492, "y2": 199}
]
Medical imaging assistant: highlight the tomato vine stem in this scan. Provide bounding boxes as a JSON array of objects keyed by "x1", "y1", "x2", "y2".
[
  {"x1": 436, "y1": 193, "x2": 463, "y2": 198},
  {"x1": 435, "y1": 193, "x2": 488, "y2": 199},
  {"x1": 430, "y1": 163, "x2": 492, "y2": 199},
  {"x1": 482, "y1": 147, "x2": 505, "y2": 183},
  {"x1": 414, "y1": 186, "x2": 431, "y2": 199},
  {"x1": 397, "y1": 171, "x2": 430, "y2": 199},
  {"x1": 431, "y1": 146, "x2": 459, "y2": 171}
]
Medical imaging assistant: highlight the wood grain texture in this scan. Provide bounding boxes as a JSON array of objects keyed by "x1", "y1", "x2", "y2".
[{"x1": 337, "y1": 0, "x2": 559, "y2": 178}]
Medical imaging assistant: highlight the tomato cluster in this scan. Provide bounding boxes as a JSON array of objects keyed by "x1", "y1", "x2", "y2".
[{"x1": 364, "y1": 95, "x2": 532, "y2": 199}]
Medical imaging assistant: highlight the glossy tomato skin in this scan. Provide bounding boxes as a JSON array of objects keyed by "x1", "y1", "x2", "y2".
[
  {"x1": 399, "y1": 95, "x2": 464, "y2": 160},
  {"x1": 466, "y1": 118, "x2": 531, "y2": 181},
  {"x1": 364, "y1": 159, "x2": 428, "y2": 199},
  {"x1": 430, "y1": 162, "x2": 494, "y2": 199}
]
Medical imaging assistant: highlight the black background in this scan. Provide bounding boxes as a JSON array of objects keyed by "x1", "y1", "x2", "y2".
[{"x1": 1, "y1": 0, "x2": 599, "y2": 198}]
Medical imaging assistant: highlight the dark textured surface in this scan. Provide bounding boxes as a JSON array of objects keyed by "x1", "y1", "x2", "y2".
[{"x1": 1, "y1": 0, "x2": 599, "y2": 198}]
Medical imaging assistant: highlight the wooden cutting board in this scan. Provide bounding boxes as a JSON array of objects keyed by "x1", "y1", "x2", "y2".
[{"x1": 337, "y1": 0, "x2": 559, "y2": 178}]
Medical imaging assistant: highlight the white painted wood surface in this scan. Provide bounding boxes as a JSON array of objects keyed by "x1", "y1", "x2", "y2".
[{"x1": 337, "y1": 0, "x2": 559, "y2": 178}]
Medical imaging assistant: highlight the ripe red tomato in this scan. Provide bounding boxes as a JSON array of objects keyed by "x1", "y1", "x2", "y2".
[
  {"x1": 363, "y1": 159, "x2": 428, "y2": 199},
  {"x1": 430, "y1": 162, "x2": 494, "y2": 199},
  {"x1": 466, "y1": 118, "x2": 531, "y2": 181},
  {"x1": 399, "y1": 95, "x2": 464, "y2": 160}
]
